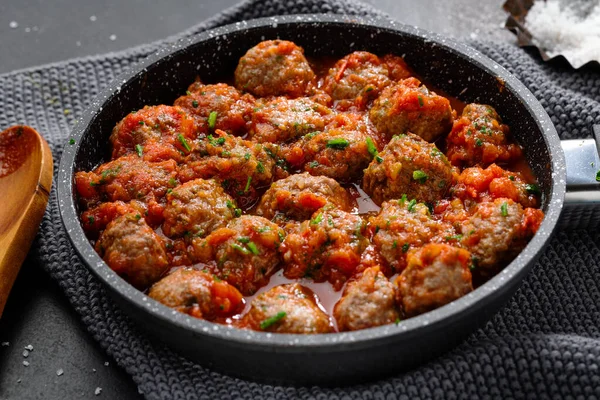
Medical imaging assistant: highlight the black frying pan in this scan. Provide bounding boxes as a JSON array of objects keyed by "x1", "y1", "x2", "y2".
[{"x1": 57, "y1": 14, "x2": 572, "y2": 385}]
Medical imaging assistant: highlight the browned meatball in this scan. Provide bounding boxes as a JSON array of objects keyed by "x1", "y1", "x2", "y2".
[
  {"x1": 369, "y1": 78, "x2": 454, "y2": 142},
  {"x1": 362, "y1": 133, "x2": 453, "y2": 205},
  {"x1": 322, "y1": 51, "x2": 391, "y2": 109},
  {"x1": 286, "y1": 113, "x2": 374, "y2": 182},
  {"x1": 458, "y1": 198, "x2": 542, "y2": 275},
  {"x1": 281, "y1": 208, "x2": 369, "y2": 290},
  {"x1": 95, "y1": 213, "x2": 169, "y2": 289},
  {"x1": 190, "y1": 215, "x2": 285, "y2": 295},
  {"x1": 333, "y1": 266, "x2": 400, "y2": 331},
  {"x1": 109, "y1": 105, "x2": 197, "y2": 162},
  {"x1": 255, "y1": 172, "x2": 354, "y2": 223},
  {"x1": 75, "y1": 155, "x2": 178, "y2": 219},
  {"x1": 248, "y1": 97, "x2": 332, "y2": 144},
  {"x1": 174, "y1": 82, "x2": 255, "y2": 136},
  {"x1": 446, "y1": 104, "x2": 523, "y2": 168},
  {"x1": 396, "y1": 243, "x2": 473, "y2": 317},
  {"x1": 368, "y1": 199, "x2": 455, "y2": 274},
  {"x1": 148, "y1": 268, "x2": 244, "y2": 320},
  {"x1": 235, "y1": 40, "x2": 315, "y2": 98},
  {"x1": 177, "y1": 131, "x2": 275, "y2": 207},
  {"x1": 162, "y1": 178, "x2": 237, "y2": 238},
  {"x1": 241, "y1": 283, "x2": 333, "y2": 333}
]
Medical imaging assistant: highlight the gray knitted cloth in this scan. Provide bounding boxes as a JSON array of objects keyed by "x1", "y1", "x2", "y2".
[{"x1": 2, "y1": 0, "x2": 600, "y2": 399}]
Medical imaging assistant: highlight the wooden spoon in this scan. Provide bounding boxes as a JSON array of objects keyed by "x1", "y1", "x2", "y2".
[{"x1": 0, "y1": 125, "x2": 53, "y2": 317}]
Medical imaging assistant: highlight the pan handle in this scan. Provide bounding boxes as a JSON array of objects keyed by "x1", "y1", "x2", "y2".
[{"x1": 559, "y1": 125, "x2": 600, "y2": 229}]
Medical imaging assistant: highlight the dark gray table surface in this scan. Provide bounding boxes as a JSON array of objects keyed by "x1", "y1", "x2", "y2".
[{"x1": 0, "y1": 1, "x2": 510, "y2": 398}]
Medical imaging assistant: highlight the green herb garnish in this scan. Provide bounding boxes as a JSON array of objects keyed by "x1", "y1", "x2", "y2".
[
  {"x1": 208, "y1": 111, "x2": 217, "y2": 129},
  {"x1": 326, "y1": 138, "x2": 349, "y2": 149},
  {"x1": 402, "y1": 243, "x2": 410, "y2": 253},
  {"x1": 246, "y1": 241, "x2": 260, "y2": 255},
  {"x1": 501, "y1": 202, "x2": 508, "y2": 217},
  {"x1": 231, "y1": 243, "x2": 250, "y2": 255},
  {"x1": 244, "y1": 176, "x2": 252, "y2": 193},
  {"x1": 192, "y1": 100, "x2": 199, "y2": 108},
  {"x1": 525, "y1": 183, "x2": 541, "y2": 195},
  {"x1": 366, "y1": 137, "x2": 378, "y2": 159},
  {"x1": 311, "y1": 213, "x2": 323, "y2": 225},
  {"x1": 412, "y1": 170, "x2": 428, "y2": 183},
  {"x1": 260, "y1": 311, "x2": 287, "y2": 330},
  {"x1": 177, "y1": 134, "x2": 191, "y2": 151},
  {"x1": 417, "y1": 95, "x2": 424, "y2": 107},
  {"x1": 69, "y1": 138, "x2": 75, "y2": 145},
  {"x1": 135, "y1": 144, "x2": 143, "y2": 157},
  {"x1": 475, "y1": 138, "x2": 483, "y2": 147},
  {"x1": 407, "y1": 199, "x2": 417, "y2": 212}
]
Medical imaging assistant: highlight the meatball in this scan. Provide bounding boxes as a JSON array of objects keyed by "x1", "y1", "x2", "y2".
[
  {"x1": 281, "y1": 208, "x2": 369, "y2": 290},
  {"x1": 241, "y1": 283, "x2": 333, "y2": 333},
  {"x1": 451, "y1": 163, "x2": 540, "y2": 209},
  {"x1": 235, "y1": 40, "x2": 315, "y2": 98},
  {"x1": 362, "y1": 133, "x2": 453, "y2": 205},
  {"x1": 322, "y1": 51, "x2": 391, "y2": 109},
  {"x1": 95, "y1": 213, "x2": 169, "y2": 289},
  {"x1": 109, "y1": 105, "x2": 197, "y2": 163},
  {"x1": 396, "y1": 243, "x2": 473, "y2": 318},
  {"x1": 255, "y1": 172, "x2": 354, "y2": 223},
  {"x1": 286, "y1": 113, "x2": 375, "y2": 182},
  {"x1": 177, "y1": 131, "x2": 275, "y2": 207},
  {"x1": 458, "y1": 198, "x2": 543, "y2": 274},
  {"x1": 446, "y1": 103, "x2": 523, "y2": 168},
  {"x1": 369, "y1": 199, "x2": 455, "y2": 273},
  {"x1": 190, "y1": 215, "x2": 285, "y2": 295},
  {"x1": 369, "y1": 78, "x2": 454, "y2": 142},
  {"x1": 162, "y1": 178, "x2": 237, "y2": 238},
  {"x1": 248, "y1": 97, "x2": 332, "y2": 144},
  {"x1": 174, "y1": 82, "x2": 255, "y2": 136},
  {"x1": 333, "y1": 266, "x2": 400, "y2": 331},
  {"x1": 80, "y1": 200, "x2": 145, "y2": 237},
  {"x1": 148, "y1": 268, "x2": 243, "y2": 320},
  {"x1": 75, "y1": 155, "x2": 178, "y2": 211}
]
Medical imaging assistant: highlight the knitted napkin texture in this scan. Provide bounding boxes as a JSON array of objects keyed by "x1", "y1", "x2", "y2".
[{"x1": 1, "y1": 0, "x2": 600, "y2": 399}]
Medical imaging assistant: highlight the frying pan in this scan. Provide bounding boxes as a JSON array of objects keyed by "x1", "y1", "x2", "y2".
[{"x1": 57, "y1": 14, "x2": 598, "y2": 385}]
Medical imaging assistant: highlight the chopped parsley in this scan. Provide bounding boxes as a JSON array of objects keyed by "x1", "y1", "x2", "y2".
[
  {"x1": 412, "y1": 170, "x2": 428, "y2": 183},
  {"x1": 244, "y1": 176, "x2": 252, "y2": 193},
  {"x1": 69, "y1": 138, "x2": 75, "y2": 145},
  {"x1": 375, "y1": 155, "x2": 383, "y2": 163},
  {"x1": 417, "y1": 95, "x2": 424, "y2": 107},
  {"x1": 208, "y1": 135, "x2": 226, "y2": 146},
  {"x1": 244, "y1": 153, "x2": 251, "y2": 160},
  {"x1": 475, "y1": 138, "x2": 483, "y2": 147},
  {"x1": 326, "y1": 138, "x2": 349, "y2": 149},
  {"x1": 307, "y1": 160, "x2": 320, "y2": 168},
  {"x1": 596, "y1": 170, "x2": 600, "y2": 182},
  {"x1": 226, "y1": 200, "x2": 234, "y2": 209},
  {"x1": 501, "y1": 202, "x2": 509, "y2": 217},
  {"x1": 135, "y1": 144, "x2": 143, "y2": 157},
  {"x1": 260, "y1": 311, "x2": 287, "y2": 330},
  {"x1": 256, "y1": 162, "x2": 265, "y2": 173},
  {"x1": 138, "y1": 120, "x2": 144, "y2": 126},
  {"x1": 234, "y1": 208, "x2": 242, "y2": 217},
  {"x1": 88, "y1": 215, "x2": 95, "y2": 224},
  {"x1": 445, "y1": 234, "x2": 463, "y2": 241},
  {"x1": 192, "y1": 100, "x2": 199, "y2": 108},
  {"x1": 402, "y1": 243, "x2": 410, "y2": 253},
  {"x1": 208, "y1": 111, "x2": 217, "y2": 129},
  {"x1": 177, "y1": 134, "x2": 191, "y2": 151},
  {"x1": 508, "y1": 175, "x2": 515, "y2": 181},
  {"x1": 392, "y1": 240, "x2": 398, "y2": 249}
]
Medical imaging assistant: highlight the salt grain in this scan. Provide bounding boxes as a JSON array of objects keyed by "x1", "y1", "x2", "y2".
[
  {"x1": 104, "y1": 361, "x2": 109, "y2": 367},
  {"x1": 1, "y1": 341, "x2": 9, "y2": 347},
  {"x1": 22, "y1": 350, "x2": 29, "y2": 358},
  {"x1": 24, "y1": 344, "x2": 33, "y2": 351},
  {"x1": 23, "y1": 361, "x2": 29, "y2": 367},
  {"x1": 526, "y1": 0, "x2": 600, "y2": 67},
  {"x1": 109, "y1": 34, "x2": 117, "y2": 41},
  {"x1": 94, "y1": 387, "x2": 102, "y2": 396},
  {"x1": 90, "y1": 15, "x2": 97, "y2": 22},
  {"x1": 56, "y1": 369, "x2": 64, "y2": 376},
  {"x1": 9, "y1": 21, "x2": 18, "y2": 29}
]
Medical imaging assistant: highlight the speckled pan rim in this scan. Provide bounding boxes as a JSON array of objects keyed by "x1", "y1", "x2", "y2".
[{"x1": 58, "y1": 14, "x2": 565, "y2": 350}]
